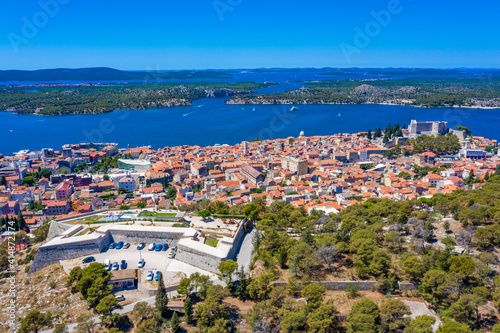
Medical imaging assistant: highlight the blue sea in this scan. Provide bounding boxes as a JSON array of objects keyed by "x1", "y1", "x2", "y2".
[{"x1": 1, "y1": 71, "x2": 499, "y2": 155}]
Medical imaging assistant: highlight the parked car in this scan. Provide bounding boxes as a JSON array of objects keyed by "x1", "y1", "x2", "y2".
[
  {"x1": 154, "y1": 244, "x2": 162, "y2": 252},
  {"x1": 115, "y1": 295, "x2": 125, "y2": 301},
  {"x1": 138, "y1": 258, "x2": 145, "y2": 268},
  {"x1": 155, "y1": 271, "x2": 161, "y2": 281},
  {"x1": 172, "y1": 245, "x2": 177, "y2": 251},
  {"x1": 108, "y1": 243, "x2": 117, "y2": 249},
  {"x1": 112, "y1": 262, "x2": 119, "y2": 270},
  {"x1": 123, "y1": 242, "x2": 130, "y2": 249},
  {"x1": 82, "y1": 256, "x2": 95, "y2": 264},
  {"x1": 148, "y1": 243, "x2": 156, "y2": 251},
  {"x1": 120, "y1": 260, "x2": 127, "y2": 269},
  {"x1": 115, "y1": 241, "x2": 124, "y2": 250},
  {"x1": 161, "y1": 244, "x2": 168, "y2": 251},
  {"x1": 137, "y1": 243, "x2": 145, "y2": 250},
  {"x1": 168, "y1": 252, "x2": 174, "y2": 259},
  {"x1": 146, "y1": 271, "x2": 153, "y2": 281}
]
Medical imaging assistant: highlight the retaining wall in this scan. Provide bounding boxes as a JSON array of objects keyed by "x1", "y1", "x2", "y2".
[{"x1": 272, "y1": 281, "x2": 417, "y2": 291}]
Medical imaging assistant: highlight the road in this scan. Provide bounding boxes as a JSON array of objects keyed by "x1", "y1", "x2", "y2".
[
  {"x1": 40, "y1": 293, "x2": 181, "y2": 333},
  {"x1": 236, "y1": 228, "x2": 256, "y2": 273},
  {"x1": 402, "y1": 299, "x2": 441, "y2": 332}
]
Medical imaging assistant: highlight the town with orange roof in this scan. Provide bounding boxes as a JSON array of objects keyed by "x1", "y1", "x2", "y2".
[{"x1": 1, "y1": 120, "x2": 499, "y2": 241}]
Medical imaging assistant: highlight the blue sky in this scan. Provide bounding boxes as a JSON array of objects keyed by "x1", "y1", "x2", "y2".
[{"x1": 1, "y1": 0, "x2": 499, "y2": 70}]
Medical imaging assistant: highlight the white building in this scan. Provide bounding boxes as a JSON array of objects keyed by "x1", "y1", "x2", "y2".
[{"x1": 117, "y1": 177, "x2": 136, "y2": 192}]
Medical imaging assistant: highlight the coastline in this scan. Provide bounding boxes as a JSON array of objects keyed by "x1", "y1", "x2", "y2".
[
  {"x1": 3, "y1": 100, "x2": 500, "y2": 117},
  {"x1": 225, "y1": 99, "x2": 500, "y2": 110}
]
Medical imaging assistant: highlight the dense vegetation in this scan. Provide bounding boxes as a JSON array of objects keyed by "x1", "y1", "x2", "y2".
[
  {"x1": 14, "y1": 169, "x2": 500, "y2": 332},
  {"x1": 228, "y1": 76, "x2": 500, "y2": 108},
  {"x1": 231, "y1": 173, "x2": 500, "y2": 332},
  {"x1": 0, "y1": 81, "x2": 272, "y2": 115}
]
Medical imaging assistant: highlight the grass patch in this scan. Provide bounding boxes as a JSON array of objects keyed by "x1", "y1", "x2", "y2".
[
  {"x1": 75, "y1": 228, "x2": 90, "y2": 236},
  {"x1": 139, "y1": 212, "x2": 177, "y2": 217},
  {"x1": 83, "y1": 216, "x2": 102, "y2": 222},
  {"x1": 205, "y1": 237, "x2": 219, "y2": 247},
  {"x1": 172, "y1": 222, "x2": 189, "y2": 228},
  {"x1": 212, "y1": 214, "x2": 245, "y2": 219}
]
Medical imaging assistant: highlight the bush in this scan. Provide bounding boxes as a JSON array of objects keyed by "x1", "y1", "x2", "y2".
[{"x1": 346, "y1": 283, "x2": 361, "y2": 298}]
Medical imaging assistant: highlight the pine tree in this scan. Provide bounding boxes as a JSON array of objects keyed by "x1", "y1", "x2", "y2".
[
  {"x1": 17, "y1": 212, "x2": 26, "y2": 230},
  {"x1": 184, "y1": 296, "x2": 193, "y2": 324},
  {"x1": 290, "y1": 254, "x2": 301, "y2": 277},
  {"x1": 155, "y1": 272, "x2": 168, "y2": 322},
  {"x1": 278, "y1": 248, "x2": 287, "y2": 268},
  {"x1": 170, "y1": 311, "x2": 180, "y2": 333},
  {"x1": 367, "y1": 129, "x2": 372, "y2": 140},
  {"x1": 235, "y1": 266, "x2": 249, "y2": 301}
]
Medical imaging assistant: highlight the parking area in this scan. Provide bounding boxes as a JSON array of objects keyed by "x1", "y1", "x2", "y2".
[{"x1": 61, "y1": 242, "x2": 222, "y2": 293}]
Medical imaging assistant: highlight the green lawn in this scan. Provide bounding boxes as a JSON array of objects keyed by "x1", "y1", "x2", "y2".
[
  {"x1": 139, "y1": 212, "x2": 176, "y2": 217},
  {"x1": 83, "y1": 216, "x2": 102, "y2": 222},
  {"x1": 76, "y1": 228, "x2": 90, "y2": 236},
  {"x1": 205, "y1": 237, "x2": 219, "y2": 247}
]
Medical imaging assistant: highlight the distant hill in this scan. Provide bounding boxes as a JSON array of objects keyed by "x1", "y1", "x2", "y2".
[
  {"x1": 0, "y1": 67, "x2": 232, "y2": 81},
  {"x1": 247, "y1": 67, "x2": 500, "y2": 76}
]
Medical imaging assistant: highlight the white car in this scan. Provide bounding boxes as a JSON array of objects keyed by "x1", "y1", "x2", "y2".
[
  {"x1": 138, "y1": 258, "x2": 145, "y2": 268},
  {"x1": 148, "y1": 243, "x2": 156, "y2": 251},
  {"x1": 115, "y1": 295, "x2": 125, "y2": 301},
  {"x1": 146, "y1": 271, "x2": 153, "y2": 281},
  {"x1": 168, "y1": 252, "x2": 174, "y2": 259}
]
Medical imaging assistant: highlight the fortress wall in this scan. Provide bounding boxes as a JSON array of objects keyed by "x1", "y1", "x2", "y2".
[
  {"x1": 47, "y1": 221, "x2": 73, "y2": 240},
  {"x1": 30, "y1": 225, "x2": 247, "y2": 275},
  {"x1": 29, "y1": 232, "x2": 111, "y2": 274},
  {"x1": 175, "y1": 245, "x2": 223, "y2": 273},
  {"x1": 106, "y1": 229, "x2": 184, "y2": 245}
]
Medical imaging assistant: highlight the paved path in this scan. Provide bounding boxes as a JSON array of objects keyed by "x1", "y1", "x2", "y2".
[
  {"x1": 236, "y1": 228, "x2": 256, "y2": 273},
  {"x1": 402, "y1": 300, "x2": 441, "y2": 332}
]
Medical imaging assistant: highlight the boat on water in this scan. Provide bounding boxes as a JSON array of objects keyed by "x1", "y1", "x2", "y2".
[
  {"x1": 337, "y1": 112, "x2": 341, "y2": 117},
  {"x1": 290, "y1": 106, "x2": 298, "y2": 111},
  {"x1": 252, "y1": 106, "x2": 256, "y2": 112}
]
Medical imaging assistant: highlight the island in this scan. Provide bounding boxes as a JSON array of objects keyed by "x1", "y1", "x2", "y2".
[{"x1": 227, "y1": 76, "x2": 500, "y2": 108}]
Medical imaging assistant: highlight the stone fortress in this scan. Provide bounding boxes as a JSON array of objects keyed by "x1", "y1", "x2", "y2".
[
  {"x1": 406, "y1": 120, "x2": 467, "y2": 142},
  {"x1": 29, "y1": 219, "x2": 250, "y2": 274},
  {"x1": 407, "y1": 120, "x2": 448, "y2": 137}
]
